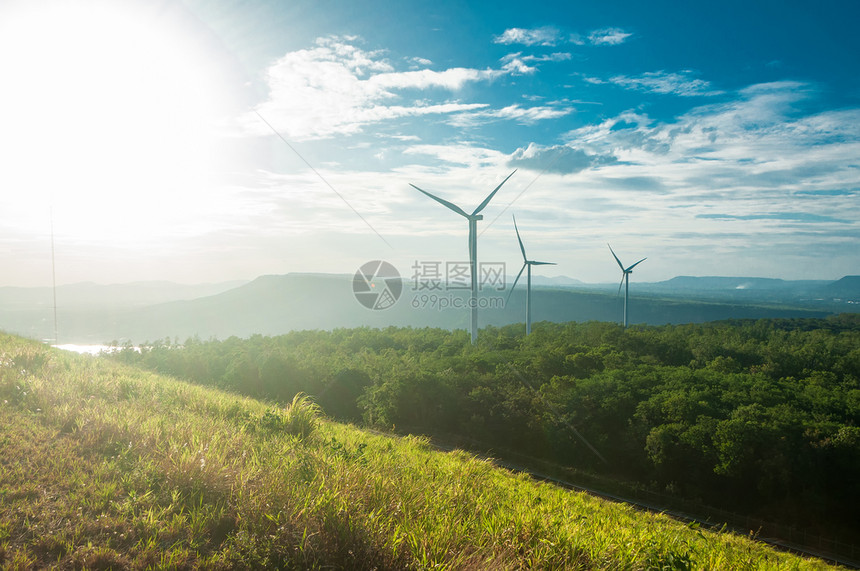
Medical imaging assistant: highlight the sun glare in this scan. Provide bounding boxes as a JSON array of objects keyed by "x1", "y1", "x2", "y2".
[{"x1": 0, "y1": 0, "x2": 237, "y2": 245}]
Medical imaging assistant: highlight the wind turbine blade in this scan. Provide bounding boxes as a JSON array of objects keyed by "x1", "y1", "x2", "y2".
[
  {"x1": 626, "y1": 257, "x2": 647, "y2": 272},
  {"x1": 512, "y1": 214, "x2": 527, "y2": 261},
  {"x1": 472, "y1": 170, "x2": 516, "y2": 216},
  {"x1": 505, "y1": 263, "x2": 526, "y2": 307},
  {"x1": 531, "y1": 261, "x2": 556, "y2": 266},
  {"x1": 607, "y1": 243, "x2": 625, "y2": 271},
  {"x1": 410, "y1": 184, "x2": 469, "y2": 218},
  {"x1": 617, "y1": 274, "x2": 625, "y2": 296}
]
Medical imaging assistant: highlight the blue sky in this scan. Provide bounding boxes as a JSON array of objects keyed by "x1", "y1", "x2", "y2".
[{"x1": 0, "y1": 0, "x2": 858, "y2": 286}]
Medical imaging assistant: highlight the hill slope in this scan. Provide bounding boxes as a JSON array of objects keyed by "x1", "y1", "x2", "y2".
[
  {"x1": 0, "y1": 334, "x2": 841, "y2": 569},
  {"x1": 822, "y1": 275, "x2": 860, "y2": 299}
]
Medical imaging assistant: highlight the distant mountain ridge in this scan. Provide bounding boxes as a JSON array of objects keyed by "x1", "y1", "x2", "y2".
[
  {"x1": 528, "y1": 275, "x2": 584, "y2": 286},
  {"x1": 0, "y1": 280, "x2": 247, "y2": 309},
  {"x1": 578, "y1": 275, "x2": 858, "y2": 303},
  {"x1": 821, "y1": 275, "x2": 860, "y2": 298},
  {"x1": 656, "y1": 276, "x2": 826, "y2": 290},
  {"x1": 0, "y1": 273, "x2": 855, "y2": 343}
]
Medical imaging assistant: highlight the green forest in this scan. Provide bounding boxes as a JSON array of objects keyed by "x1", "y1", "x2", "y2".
[{"x1": 109, "y1": 315, "x2": 860, "y2": 543}]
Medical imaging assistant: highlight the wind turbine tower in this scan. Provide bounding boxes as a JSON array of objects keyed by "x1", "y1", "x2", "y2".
[
  {"x1": 411, "y1": 171, "x2": 516, "y2": 344},
  {"x1": 507, "y1": 215, "x2": 555, "y2": 335},
  {"x1": 608, "y1": 244, "x2": 646, "y2": 328}
]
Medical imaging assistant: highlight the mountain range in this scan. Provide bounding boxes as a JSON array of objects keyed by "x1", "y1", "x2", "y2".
[{"x1": 0, "y1": 274, "x2": 856, "y2": 344}]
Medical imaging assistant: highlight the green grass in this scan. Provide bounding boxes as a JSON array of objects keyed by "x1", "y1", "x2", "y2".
[{"x1": 0, "y1": 333, "x2": 845, "y2": 569}]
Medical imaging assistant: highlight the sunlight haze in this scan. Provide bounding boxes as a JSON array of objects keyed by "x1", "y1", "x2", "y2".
[{"x1": 1, "y1": 0, "x2": 857, "y2": 287}]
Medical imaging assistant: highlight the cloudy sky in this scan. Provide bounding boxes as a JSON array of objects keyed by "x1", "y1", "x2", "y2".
[{"x1": 1, "y1": 0, "x2": 858, "y2": 287}]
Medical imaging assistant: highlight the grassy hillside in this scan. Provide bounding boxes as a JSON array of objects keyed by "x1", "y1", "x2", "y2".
[{"x1": 0, "y1": 333, "x2": 843, "y2": 569}]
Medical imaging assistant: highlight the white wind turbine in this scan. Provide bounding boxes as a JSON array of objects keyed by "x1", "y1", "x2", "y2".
[
  {"x1": 608, "y1": 244, "x2": 646, "y2": 328},
  {"x1": 410, "y1": 171, "x2": 516, "y2": 344},
  {"x1": 506, "y1": 214, "x2": 555, "y2": 335}
]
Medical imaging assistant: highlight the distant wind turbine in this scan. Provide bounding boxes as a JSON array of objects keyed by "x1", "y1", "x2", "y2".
[
  {"x1": 608, "y1": 244, "x2": 646, "y2": 328},
  {"x1": 410, "y1": 171, "x2": 516, "y2": 344},
  {"x1": 506, "y1": 215, "x2": 555, "y2": 335}
]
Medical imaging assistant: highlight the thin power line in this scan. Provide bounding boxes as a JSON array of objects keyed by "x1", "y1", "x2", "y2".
[{"x1": 254, "y1": 110, "x2": 392, "y2": 249}]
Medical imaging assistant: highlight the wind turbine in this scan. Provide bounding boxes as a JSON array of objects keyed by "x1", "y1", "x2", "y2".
[
  {"x1": 410, "y1": 170, "x2": 516, "y2": 344},
  {"x1": 608, "y1": 244, "x2": 646, "y2": 328},
  {"x1": 506, "y1": 215, "x2": 555, "y2": 335}
]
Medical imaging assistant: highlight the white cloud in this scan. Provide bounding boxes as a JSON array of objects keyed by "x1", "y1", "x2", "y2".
[
  {"x1": 508, "y1": 143, "x2": 616, "y2": 174},
  {"x1": 494, "y1": 27, "x2": 561, "y2": 46},
  {"x1": 403, "y1": 143, "x2": 509, "y2": 169},
  {"x1": 242, "y1": 36, "x2": 509, "y2": 140},
  {"x1": 605, "y1": 70, "x2": 722, "y2": 97},
  {"x1": 500, "y1": 53, "x2": 536, "y2": 75},
  {"x1": 492, "y1": 105, "x2": 573, "y2": 122},
  {"x1": 556, "y1": 82, "x2": 860, "y2": 224},
  {"x1": 588, "y1": 27, "x2": 632, "y2": 45},
  {"x1": 370, "y1": 67, "x2": 493, "y2": 91},
  {"x1": 387, "y1": 134, "x2": 422, "y2": 142},
  {"x1": 580, "y1": 75, "x2": 606, "y2": 85},
  {"x1": 496, "y1": 26, "x2": 631, "y2": 47},
  {"x1": 568, "y1": 33, "x2": 586, "y2": 46},
  {"x1": 534, "y1": 52, "x2": 573, "y2": 63},
  {"x1": 499, "y1": 51, "x2": 571, "y2": 75},
  {"x1": 447, "y1": 103, "x2": 574, "y2": 128},
  {"x1": 309, "y1": 36, "x2": 394, "y2": 74}
]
